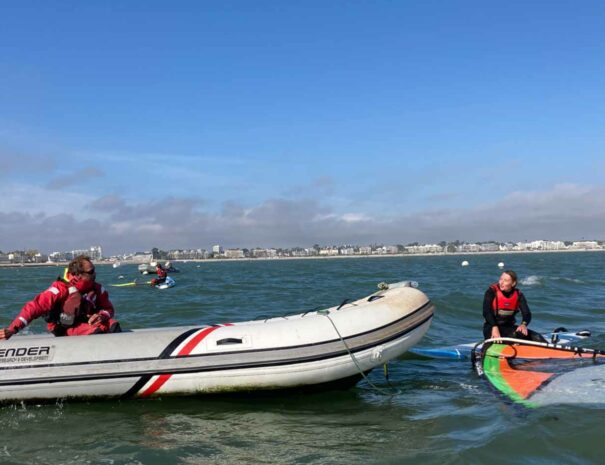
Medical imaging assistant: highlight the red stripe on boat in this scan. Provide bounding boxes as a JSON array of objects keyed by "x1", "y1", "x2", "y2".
[{"x1": 139, "y1": 325, "x2": 224, "y2": 397}]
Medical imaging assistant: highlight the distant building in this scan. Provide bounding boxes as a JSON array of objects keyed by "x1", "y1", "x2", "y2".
[
  {"x1": 571, "y1": 241, "x2": 601, "y2": 250},
  {"x1": 319, "y1": 248, "x2": 338, "y2": 256},
  {"x1": 458, "y1": 243, "x2": 480, "y2": 253},
  {"x1": 406, "y1": 244, "x2": 444, "y2": 254},
  {"x1": 212, "y1": 245, "x2": 223, "y2": 255},
  {"x1": 225, "y1": 249, "x2": 245, "y2": 259},
  {"x1": 89, "y1": 245, "x2": 103, "y2": 260}
]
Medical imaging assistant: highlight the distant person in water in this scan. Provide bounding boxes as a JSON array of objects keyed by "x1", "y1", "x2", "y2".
[
  {"x1": 483, "y1": 270, "x2": 545, "y2": 342},
  {"x1": 150, "y1": 263, "x2": 168, "y2": 287},
  {"x1": 0, "y1": 255, "x2": 121, "y2": 340}
]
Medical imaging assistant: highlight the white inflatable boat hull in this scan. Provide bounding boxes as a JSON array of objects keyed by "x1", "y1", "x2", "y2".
[{"x1": 0, "y1": 282, "x2": 434, "y2": 403}]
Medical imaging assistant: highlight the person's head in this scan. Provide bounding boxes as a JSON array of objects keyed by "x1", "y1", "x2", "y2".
[
  {"x1": 67, "y1": 255, "x2": 96, "y2": 291},
  {"x1": 498, "y1": 270, "x2": 518, "y2": 292},
  {"x1": 157, "y1": 263, "x2": 163, "y2": 269}
]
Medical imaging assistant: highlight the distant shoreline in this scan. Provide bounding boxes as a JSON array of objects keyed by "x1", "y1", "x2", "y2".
[{"x1": 1, "y1": 248, "x2": 603, "y2": 268}]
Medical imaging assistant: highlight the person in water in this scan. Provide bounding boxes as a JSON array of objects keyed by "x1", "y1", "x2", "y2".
[
  {"x1": 150, "y1": 263, "x2": 168, "y2": 287},
  {"x1": 0, "y1": 255, "x2": 121, "y2": 340},
  {"x1": 483, "y1": 270, "x2": 545, "y2": 342}
]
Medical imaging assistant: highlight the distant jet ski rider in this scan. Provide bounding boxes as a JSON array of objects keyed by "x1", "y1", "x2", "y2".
[
  {"x1": 483, "y1": 270, "x2": 545, "y2": 342},
  {"x1": 150, "y1": 263, "x2": 168, "y2": 287},
  {"x1": 0, "y1": 255, "x2": 121, "y2": 340}
]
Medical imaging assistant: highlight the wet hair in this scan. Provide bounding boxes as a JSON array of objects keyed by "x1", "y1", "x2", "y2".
[
  {"x1": 502, "y1": 270, "x2": 518, "y2": 285},
  {"x1": 68, "y1": 255, "x2": 93, "y2": 275}
]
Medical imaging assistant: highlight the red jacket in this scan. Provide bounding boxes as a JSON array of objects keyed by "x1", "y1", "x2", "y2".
[
  {"x1": 8, "y1": 280, "x2": 114, "y2": 333},
  {"x1": 156, "y1": 268, "x2": 167, "y2": 279},
  {"x1": 490, "y1": 283, "x2": 520, "y2": 314}
]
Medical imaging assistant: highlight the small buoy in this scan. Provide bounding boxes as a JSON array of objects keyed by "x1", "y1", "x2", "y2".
[
  {"x1": 118, "y1": 275, "x2": 124, "y2": 279},
  {"x1": 498, "y1": 262, "x2": 505, "y2": 268},
  {"x1": 461, "y1": 261, "x2": 469, "y2": 267}
]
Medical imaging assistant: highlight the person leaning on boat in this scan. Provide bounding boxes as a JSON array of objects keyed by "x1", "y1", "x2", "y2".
[
  {"x1": 0, "y1": 255, "x2": 121, "y2": 340},
  {"x1": 483, "y1": 270, "x2": 545, "y2": 342}
]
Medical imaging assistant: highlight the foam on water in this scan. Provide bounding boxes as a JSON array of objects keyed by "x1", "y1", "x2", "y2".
[{"x1": 520, "y1": 275, "x2": 543, "y2": 286}]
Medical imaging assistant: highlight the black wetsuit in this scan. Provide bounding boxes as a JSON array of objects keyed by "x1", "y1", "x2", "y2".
[{"x1": 482, "y1": 287, "x2": 545, "y2": 342}]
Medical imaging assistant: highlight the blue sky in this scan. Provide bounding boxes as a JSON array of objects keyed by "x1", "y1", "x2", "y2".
[{"x1": 1, "y1": 1, "x2": 604, "y2": 254}]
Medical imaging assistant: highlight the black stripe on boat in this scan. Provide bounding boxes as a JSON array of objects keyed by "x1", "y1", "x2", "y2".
[{"x1": 121, "y1": 327, "x2": 202, "y2": 399}]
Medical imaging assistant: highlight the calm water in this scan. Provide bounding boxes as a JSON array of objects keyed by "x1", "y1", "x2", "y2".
[{"x1": 1, "y1": 252, "x2": 604, "y2": 465}]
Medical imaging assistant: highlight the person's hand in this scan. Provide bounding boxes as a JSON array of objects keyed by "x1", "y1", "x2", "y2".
[
  {"x1": 0, "y1": 328, "x2": 15, "y2": 340},
  {"x1": 88, "y1": 312, "x2": 110, "y2": 326},
  {"x1": 490, "y1": 326, "x2": 501, "y2": 340},
  {"x1": 516, "y1": 324, "x2": 528, "y2": 336}
]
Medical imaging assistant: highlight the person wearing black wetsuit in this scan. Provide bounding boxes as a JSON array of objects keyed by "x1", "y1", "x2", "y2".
[{"x1": 483, "y1": 270, "x2": 545, "y2": 342}]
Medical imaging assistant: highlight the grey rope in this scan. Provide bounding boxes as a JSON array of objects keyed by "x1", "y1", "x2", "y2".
[{"x1": 319, "y1": 309, "x2": 397, "y2": 395}]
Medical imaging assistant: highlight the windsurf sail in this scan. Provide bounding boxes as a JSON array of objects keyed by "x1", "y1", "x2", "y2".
[{"x1": 475, "y1": 338, "x2": 605, "y2": 408}]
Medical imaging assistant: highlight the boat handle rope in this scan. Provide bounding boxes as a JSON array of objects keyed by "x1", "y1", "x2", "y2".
[{"x1": 319, "y1": 309, "x2": 397, "y2": 396}]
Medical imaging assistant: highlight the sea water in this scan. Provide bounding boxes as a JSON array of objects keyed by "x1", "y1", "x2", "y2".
[{"x1": 0, "y1": 252, "x2": 604, "y2": 465}]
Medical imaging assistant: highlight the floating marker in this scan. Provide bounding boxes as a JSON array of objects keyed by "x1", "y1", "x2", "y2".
[
  {"x1": 498, "y1": 262, "x2": 505, "y2": 268},
  {"x1": 461, "y1": 260, "x2": 469, "y2": 267}
]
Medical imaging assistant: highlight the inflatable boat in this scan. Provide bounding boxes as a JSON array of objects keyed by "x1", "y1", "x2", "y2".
[{"x1": 0, "y1": 281, "x2": 434, "y2": 403}]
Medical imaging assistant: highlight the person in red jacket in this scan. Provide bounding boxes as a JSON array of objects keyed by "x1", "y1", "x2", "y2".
[
  {"x1": 482, "y1": 270, "x2": 544, "y2": 342},
  {"x1": 150, "y1": 263, "x2": 168, "y2": 287},
  {"x1": 0, "y1": 255, "x2": 121, "y2": 340}
]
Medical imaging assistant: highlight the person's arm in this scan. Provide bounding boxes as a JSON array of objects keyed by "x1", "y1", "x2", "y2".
[
  {"x1": 516, "y1": 292, "x2": 531, "y2": 335},
  {"x1": 483, "y1": 287, "x2": 497, "y2": 326},
  {"x1": 0, "y1": 287, "x2": 63, "y2": 340},
  {"x1": 483, "y1": 287, "x2": 501, "y2": 339}
]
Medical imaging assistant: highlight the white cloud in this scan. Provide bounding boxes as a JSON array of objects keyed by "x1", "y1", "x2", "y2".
[
  {"x1": 1, "y1": 183, "x2": 604, "y2": 255},
  {"x1": 341, "y1": 213, "x2": 371, "y2": 223},
  {"x1": 0, "y1": 182, "x2": 96, "y2": 217}
]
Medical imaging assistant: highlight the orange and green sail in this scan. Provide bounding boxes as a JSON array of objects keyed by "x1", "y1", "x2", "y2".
[{"x1": 479, "y1": 340, "x2": 604, "y2": 408}]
